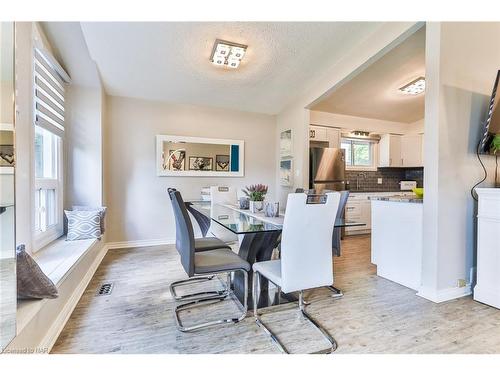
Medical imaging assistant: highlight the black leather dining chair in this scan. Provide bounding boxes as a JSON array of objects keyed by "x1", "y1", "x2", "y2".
[
  {"x1": 169, "y1": 189, "x2": 250, "y2": 332},
  {"x1": 168, "y1": 188, "x2": 231, "y2": 252}
]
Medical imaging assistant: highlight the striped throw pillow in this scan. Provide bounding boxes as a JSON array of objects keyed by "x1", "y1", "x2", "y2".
[{"x1": 65, "y1": 210, "x2": 102, "y2": 241}]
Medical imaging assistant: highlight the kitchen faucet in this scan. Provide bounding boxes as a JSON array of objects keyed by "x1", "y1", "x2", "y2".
[{"x1": 356, "y1": 172, "x2": 367, "y2": 191}]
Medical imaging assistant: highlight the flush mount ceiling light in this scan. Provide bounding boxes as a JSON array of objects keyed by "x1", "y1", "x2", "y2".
[
  {"x1": 210, "y1": 39, "x2": 247, "y2": 69},
  {"x1": 399, "y1": 77, "x2": 425, "y2": 95}
]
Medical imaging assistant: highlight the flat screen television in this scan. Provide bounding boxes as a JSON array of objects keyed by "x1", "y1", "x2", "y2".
[{"x1": 479, "y1": 70, "x2": 500, "y2": 154}]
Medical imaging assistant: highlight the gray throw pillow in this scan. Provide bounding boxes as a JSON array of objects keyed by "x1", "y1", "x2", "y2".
[
  {"x1": 16, "y1": 245, "x2": 58, "y2": 300},
  {"x1": 65, "y1": 210, "x2": 102, "y2": 241},
  {"x1": 72, "y1": 206, "x2": 107, "y2": 234}
]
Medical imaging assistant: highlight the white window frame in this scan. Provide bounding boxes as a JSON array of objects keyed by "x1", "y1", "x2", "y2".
[
  {"x1": 341, "y1": 138, "x2": 378, "y2": 172},
  {"x1": 33, "y1": 130, "x2": 64, "y2": 251},
  {"x1": 31, "y1": 43, "x2": 67, "y2": 252}
]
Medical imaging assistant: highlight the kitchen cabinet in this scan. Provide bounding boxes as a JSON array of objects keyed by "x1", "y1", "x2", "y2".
[
  {"x1": 345, "y1": 193, "x2": 373, "y2": 234},
  {"x1": 345, "y1": 192, "x2": 415, "y2": 235},
  {"x1": 401, "y1": 134, "x2": 423, "y2": 167},
  {"x1": 379, "y1": 134, "x2": 423, "y2": 168},
  {"x1": 379, "y1": 134, "x2": 402, "y2": 167},
  {"x1": 309, "y1": 126, "x2": 328, "y2": 142},
  {"x1": 309, "y1": 125, "x2": 340, "y2": 148},
  {"x1": 474, "y1": 189, "x2": 500, "y2": 308}
]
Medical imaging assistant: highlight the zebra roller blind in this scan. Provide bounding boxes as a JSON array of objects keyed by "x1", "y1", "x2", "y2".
[{"x1": 34, "y1": 48, "x2": 68, "y2": 136}]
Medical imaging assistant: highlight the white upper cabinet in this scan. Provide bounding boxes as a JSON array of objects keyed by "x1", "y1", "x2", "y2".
[
  {"x1": 309, "y1": 126, "x2": 328, "y2": 141},
  {"x1": 378, "y1": 134, "x2": 423, "y2": 168},
  {"x1": 379, "y1": 134, "x2": 402, "y2": 167},
  {"x1": 309, "y1": 126, "x2": 340, "y2": 148},
  {"x1": 401, "y1": 134, "x2": 423, "y2": 167},
  {"x1": 327, "y1": 128, "x2": 340, "y2": 148}
]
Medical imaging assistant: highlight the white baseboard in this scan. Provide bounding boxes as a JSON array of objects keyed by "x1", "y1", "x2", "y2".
[
  {"x1": 106, "y1": 238, "x2": 175, "y2": 250},
  {"x1": 42, "y1": 243, "x2": 108, "y2": 352},
  {"x1": 417, "y1": 284, "x2": 472, "y2": 303}
]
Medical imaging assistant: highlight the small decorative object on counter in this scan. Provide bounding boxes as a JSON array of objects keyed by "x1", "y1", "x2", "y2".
[
  {"x1": 264, "y1": 202, "x2": 280, "y2": 217},
  {"x1": 239, "y1": 197, "x2": 250, "y2": 209},
  {"x1": 242, "y1": 184, "x2": 268, "y2": 213}
]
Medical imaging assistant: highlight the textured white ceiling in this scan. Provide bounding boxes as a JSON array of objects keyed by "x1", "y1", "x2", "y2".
[
  {"x1": 312, "y1": 27, "x2": 425, "y2": 123},
  {"x1": 80, "y1": 22, "x2": 382, "y2": 114}
]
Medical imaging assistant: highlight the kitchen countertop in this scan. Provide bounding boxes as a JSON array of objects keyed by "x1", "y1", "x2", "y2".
[
  {"x1": 368, "y1": 195, "x2": 423, "y2": 203},
  {"x1": 348, "y1": 190, "x2": 403, "y2": 193}
]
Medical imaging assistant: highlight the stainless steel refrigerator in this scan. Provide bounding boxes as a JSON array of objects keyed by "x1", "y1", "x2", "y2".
[{"x1": 309, "y1": 147, "x2": 346, "y2": 192}]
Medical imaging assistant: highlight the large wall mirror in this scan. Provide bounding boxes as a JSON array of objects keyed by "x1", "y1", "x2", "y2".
[
  {"x1": 0, "y1": 21, "x2": 16, "y2": 352},
  {"x1": 156, "y1": 135, "x2": 244, "y2": 177}
]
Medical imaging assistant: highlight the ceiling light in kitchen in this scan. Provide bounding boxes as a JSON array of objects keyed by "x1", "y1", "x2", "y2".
[
  {"x1": 210, "y1": 39, "x2": 247, "y2": 69},
  {"x1": 399, "y1": 77, "x2": 425, "y2": 95}
]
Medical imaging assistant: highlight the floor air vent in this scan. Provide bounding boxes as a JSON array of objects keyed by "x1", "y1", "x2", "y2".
[{"x1": 96, "y1": 282, "x2": 114, "y2": 296}]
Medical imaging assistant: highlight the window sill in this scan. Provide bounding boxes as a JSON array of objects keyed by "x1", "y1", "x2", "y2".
[{"x1": 16, "y1": 236, "x2": 99, "y2": 335}]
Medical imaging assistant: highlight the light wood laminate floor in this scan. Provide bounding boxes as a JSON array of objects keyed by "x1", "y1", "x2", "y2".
[{"x1": 52, "y1": 235, "x2": 500, "y2": 354}]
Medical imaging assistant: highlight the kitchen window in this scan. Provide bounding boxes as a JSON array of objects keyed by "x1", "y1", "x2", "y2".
[
  {"x1": 32, "y1": 47, "x2": 67, "y2": 251},
  {"x1": 341, "y1": 138, "x2": 376, "y2": 170}
]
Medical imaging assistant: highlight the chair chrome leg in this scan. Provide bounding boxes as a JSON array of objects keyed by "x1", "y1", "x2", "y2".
[
  {"x1": 298, "y1": 291, "x2": 338, "y2": 354},
  {"x1": 327, "y1": 285, "x2": 343, "y2": 298},
  {"x1": 173, "y1": 269, "x2": 248, "y2": 332},
  {"x1": 170, "y1": 275, "x2": 228, "y2": 302},
  {"x1": 253, "y1": 271, "x2": 288, "y2": 354}
]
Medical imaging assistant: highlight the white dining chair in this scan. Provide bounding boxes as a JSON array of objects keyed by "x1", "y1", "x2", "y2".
[
  {"x1": 252, "y1": 192, "x2": 340, "y2": 354},
  {"x1": 209, "y1": 186, "x2": 239, "y2": 244}
]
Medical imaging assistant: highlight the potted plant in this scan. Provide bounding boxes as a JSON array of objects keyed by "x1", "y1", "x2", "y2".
[
  {"x1": 242, "y1": 184, "x2": 268, "y2": 213},
  {"x1": 492, "y1": 134, "x2": 500, "y2": 188},
  {"x1": 491, "y1": 134, "x2": 500, "y2": 155}
]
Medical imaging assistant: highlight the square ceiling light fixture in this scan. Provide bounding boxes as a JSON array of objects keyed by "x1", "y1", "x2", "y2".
[
  {"x1": 210, "y1": 39, "x2": 247, "y2": 69},
  {"x1": 399, "y1": 77, "x2": 426, "y2": 95}
]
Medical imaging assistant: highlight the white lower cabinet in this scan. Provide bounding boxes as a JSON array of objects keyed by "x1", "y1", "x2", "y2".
[
  {"x1": 474, "y1": 188, "x2": 500, "y2": 308},
  {"x1": 345, "y1": 192, "x2": 413, "y2": 235}
]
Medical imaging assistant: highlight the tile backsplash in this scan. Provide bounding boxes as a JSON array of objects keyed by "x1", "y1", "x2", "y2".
[{"x1": 345, "y1": 168, "x2": 423, "y2": 192}]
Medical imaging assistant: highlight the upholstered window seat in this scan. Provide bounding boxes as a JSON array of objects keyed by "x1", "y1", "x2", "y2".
[{"x1": 9, "y1": 237, "x2": 105, "y2": 351}]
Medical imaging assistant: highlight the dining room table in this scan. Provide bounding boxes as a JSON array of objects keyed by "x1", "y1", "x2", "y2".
[{"x1": 185, "y1": 198, "x2": 365, "y2": 309}]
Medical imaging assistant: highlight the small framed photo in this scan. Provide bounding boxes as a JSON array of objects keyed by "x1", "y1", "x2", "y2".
[
  {"x1": 189, "y1": 156, "x2": 213, "y2": 171},
  {"x1": 280, "y1": 129, "x2": 292, "y2": 158},
  {"x1": 280, "y1": 159, "x2": 293, "y2": 186},
  {"x1": 167, "y1": 150, "x2": 185, "y2": 171},
  {"x1": 215, "y1": 154, "x2": 230, "y2": 171}
]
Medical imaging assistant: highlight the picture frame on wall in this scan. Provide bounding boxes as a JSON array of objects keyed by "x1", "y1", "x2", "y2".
[
  {"x1": 189, "y1": 156, "x2": 213, "y2": 171},
  {"x1": 279, "y1": 129, "x2": 292, "y2": 158},
  {"x1": 167, "y1": 150, "x2": 185, "y2": 171},
  {"x1": 280, "y1": 158, "x2": 293, "y2": 186},
  {"x1": 215, "y1": 154, "x2": 230, "y2": 171}
]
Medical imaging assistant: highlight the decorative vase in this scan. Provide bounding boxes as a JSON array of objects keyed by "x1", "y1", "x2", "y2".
[
  {"x1": 239, "y1": 197, "x2": 250, "y2": 209},
  {"x1": 264, "y1": 202, "x2": 280, "y2": 217},
  {"x1": 249, "y1": 200, "x2": 264, "y2": 213}
]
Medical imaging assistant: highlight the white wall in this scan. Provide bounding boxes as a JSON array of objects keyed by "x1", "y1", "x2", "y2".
[
  {"x1": 310, "y1": 110, "x2": 423, "y2": 135},
  {"x1": 65, "y1": 84, "x2": 104, "y2": 208},
  {"x1": 105, "y1": 96, "x2": 276, "y2": 244},
  {"x1": 420, "y1": 22, "x2": 500, "y2": 302},
  {"x1": 14, "y1": 22, "x2": 35, "y2": 253},
  {"x1": 41, "y1": 22, "x2": 106, "y2": 210}
]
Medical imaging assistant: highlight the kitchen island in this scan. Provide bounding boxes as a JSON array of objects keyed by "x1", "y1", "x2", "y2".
[{"x1": 369, "y1": 195, "x2": 423, "y2": 291}]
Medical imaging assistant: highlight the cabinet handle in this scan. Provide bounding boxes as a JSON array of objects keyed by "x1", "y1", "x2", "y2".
[
  {"x1": 389, "y1": 158, "x2": 392, "y2": 166},
  {"x1": 310, "y1": 130, "x2": 315, "y2": 138},
  {"x1": 401, "y1": 158, "x2": 404, "y2": 166}
]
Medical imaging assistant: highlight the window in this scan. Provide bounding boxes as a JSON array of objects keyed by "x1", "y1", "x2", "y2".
[
  {"x1": 33, "y1": 47, "x2": 66, "y2": 250},
  {"x1": 341, "y1": 138, "x2": 376, "y2": 169}
]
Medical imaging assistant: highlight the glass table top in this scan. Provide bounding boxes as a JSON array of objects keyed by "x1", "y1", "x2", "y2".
[{"x1": 187, "y1": 200, "x2": 365, "y2": 235}]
